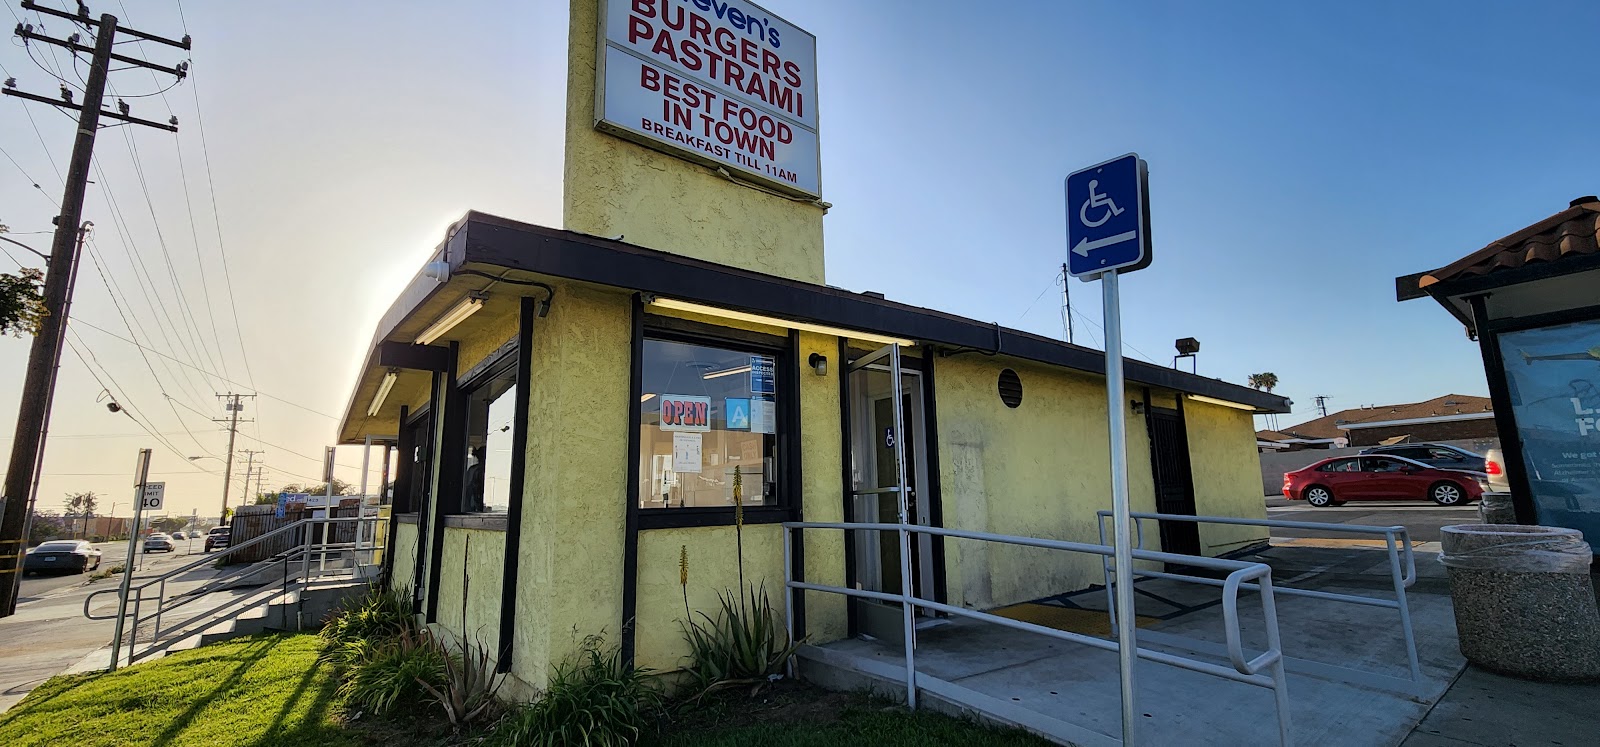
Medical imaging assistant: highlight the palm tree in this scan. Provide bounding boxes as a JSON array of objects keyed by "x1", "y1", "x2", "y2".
[
  {"x1": 1248, "y1": 373, "x2": 1281, "y2": 429},
  {"x1": 1247, "y1": 372, "x2": 1279, "y2": 393}
]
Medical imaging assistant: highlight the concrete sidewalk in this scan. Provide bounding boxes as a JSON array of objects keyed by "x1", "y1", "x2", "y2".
[{"x1": 1402, "y1": 665, "x2": 1600, "y2": 747}]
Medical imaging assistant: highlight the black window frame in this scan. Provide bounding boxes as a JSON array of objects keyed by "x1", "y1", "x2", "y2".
[
  {"x1": 631, "y1": 315, "x2": 800, "y2": 531},
  {"x1": 453, "y1": 342, "x2": 519, "y2": 517}
]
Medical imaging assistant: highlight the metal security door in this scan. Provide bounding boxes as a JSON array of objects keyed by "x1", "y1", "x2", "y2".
[
  {"x1": 846, "y1": 344, "x2": 918, "y2": 646},
  {"x1": 1148, "y1": 406, "x2": 1201, "y2": 557}
]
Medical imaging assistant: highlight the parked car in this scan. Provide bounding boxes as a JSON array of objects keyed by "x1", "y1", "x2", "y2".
[
  {"x1": 1358, "y1": 443, "x2": 1486, "y2": 473},
  {"x1": 1483, "y1": 448, "x2": 1511, "y2": 493},
  {"x1": 143, "y1": 533, "x2": 175, "y2": 553},
  {"x1": 204, "y1": 526, "x2": 231, "y2": 553},
  {"x1": 22, "y1": 540, "x2": 102, "y2": 576},
  {"x1": 1283, "y1": 455, "x2": 1484, "y2": 507}
]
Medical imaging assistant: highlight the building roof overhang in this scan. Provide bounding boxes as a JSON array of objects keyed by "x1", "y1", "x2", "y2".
[{"x1": 338, "y1": 211, "x2": 1293, "y2": 441}]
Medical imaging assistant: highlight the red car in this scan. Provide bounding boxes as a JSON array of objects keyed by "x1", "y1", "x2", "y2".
[{"x1": 1283, "y1": 455, "x2": 1484, "y2": 507}]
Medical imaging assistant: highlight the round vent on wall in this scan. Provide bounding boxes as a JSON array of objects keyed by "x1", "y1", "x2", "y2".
[{"x1": 998, "y1": 368, "x2": 1023, "y2": 408}]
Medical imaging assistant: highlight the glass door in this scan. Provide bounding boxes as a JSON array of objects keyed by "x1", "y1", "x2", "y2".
[{"x1": 846, "y1": 344, "x2": 931, "y2": 645}]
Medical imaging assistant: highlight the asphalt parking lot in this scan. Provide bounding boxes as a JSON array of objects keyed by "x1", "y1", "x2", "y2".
[{"x1": 1265, "y1": 496, "x2": 1479, "y2": 543}]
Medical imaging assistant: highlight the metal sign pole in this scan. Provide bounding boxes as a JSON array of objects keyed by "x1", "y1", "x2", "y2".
[
  {"x1": 1102, "y1": 269, "x2": 1140, "y2": 743},
  {"x1": 109, "y1": 448, "x2": 151, "y2": 672}
]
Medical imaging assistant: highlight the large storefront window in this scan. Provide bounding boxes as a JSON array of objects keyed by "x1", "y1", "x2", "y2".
[
  {"x1": 1496, "y1": 318, "x2": 1600, "y2": 541},
  {"x1": 638, "y1": 338, "x2": 779, "y2": 510},
  {"x1": 463, "y1": 364, "x2": 517, "y2": 513}
]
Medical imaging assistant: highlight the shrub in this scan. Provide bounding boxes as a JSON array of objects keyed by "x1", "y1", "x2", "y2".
[
  {"x1": 321, "y1": 584, "x2": 415, "y2": 647},
  {"x1": 336, "y1": 628, "x2": 448, "y2": 716},
  {"x1": 419, "y1": 637, "x2": 505, "y2": 727},
  {"x1": 681, "y1": 582, "x2": 803, "y2": 697},
  {"x1": 491, "y1": 633, "x2": 664, "y2": 747}
]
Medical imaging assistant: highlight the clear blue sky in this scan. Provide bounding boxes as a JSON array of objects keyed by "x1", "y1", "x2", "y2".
[{"x1": 1, "y1": 0, "x2": 1597, "y2": 516}]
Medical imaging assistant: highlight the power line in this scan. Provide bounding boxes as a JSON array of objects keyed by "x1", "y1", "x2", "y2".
[
  {"x1": 0, "y1": 143, "x2": 58, "y2": 207},
  {"x1": 71, "y1": 318, "x2": 339, "y2": 420}
]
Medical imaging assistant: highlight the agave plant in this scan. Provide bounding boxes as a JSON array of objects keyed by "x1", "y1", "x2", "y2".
[
  {"x1": 680, "y1": 581, "x2": 804, "y2": 698},
  {"x1": 419, "y1": 637, "x2": 505, "y2": 726}
]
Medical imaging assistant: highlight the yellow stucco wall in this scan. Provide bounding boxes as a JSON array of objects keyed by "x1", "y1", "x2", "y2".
[
  {"x1": 511, "y1": 281, "x2": 633, "y2": 692},
  {"x1": 390, "y1": 521, "x2": 418, "y2": 594},
  {"x1": 433, "y1": 527, "x2": 506, "y2": 652},
  {"x1": 1184, "y1": 399, "x2": 1269, "y2": 554},
  {"x1": 634, "y1": 524, "x2": 787, "y2": 675},
  {"x1": 562, "y1": 0, "x2": 826, "y2": 284},
  {"x1": 933, "y1": 354, "x2": 1161, "y2": 610},
  {"x1": 796, "y1": 332, "x2": 847, "y2": 644}
]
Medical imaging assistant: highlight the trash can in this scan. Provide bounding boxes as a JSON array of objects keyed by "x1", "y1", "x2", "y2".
[
  {"x1": 1477, "y1": 492, "x2": 1517, "y2": 524},
  {"x1": 1439, "y1": 524, "x2": 1600, "y2": 681}
]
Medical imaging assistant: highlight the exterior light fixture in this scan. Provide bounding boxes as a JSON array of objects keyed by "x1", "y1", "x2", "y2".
[
  {"x1": 367, "y1": 369, "x2": 399, "y2": 417},
  {"x1": 415, "y1": 292, "x2": 486, "y2": 345},
  {"x1": 1187, "y1": 394, "x2": 1258, "y2": 412},
  {"x1": 1173, "y1": 337, "x2": 1200, "y2": 373},
  {"x1": 647, "y1": 297, "x2": 914, "y2": 347},
  {"x1": 809, "y1": 353, "x2": 828, "y2": 376}
]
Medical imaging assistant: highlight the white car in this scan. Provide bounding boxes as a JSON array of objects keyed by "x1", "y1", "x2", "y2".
[{"x1": 1483, "y1": 449, "x2": 1510, "y2": 492}]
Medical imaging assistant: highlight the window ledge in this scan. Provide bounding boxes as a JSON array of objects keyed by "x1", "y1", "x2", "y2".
[
  {"x1": 444, "y1": 513, "x2": 509, "y2": 531},
  {"x1": 395, "y1": 512, "x2": 420, "y2": 525}
]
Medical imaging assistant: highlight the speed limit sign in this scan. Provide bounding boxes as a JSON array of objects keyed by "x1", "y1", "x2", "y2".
[{"x1": 141, "y1": 482, "x2": 165, "y2": 512}]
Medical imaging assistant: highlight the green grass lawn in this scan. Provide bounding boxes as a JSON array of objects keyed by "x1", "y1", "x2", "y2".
[
  {"x1": 0, "y1": 633, "x2": 1054, "y2": 747},
  {"x1": 649, "y1": 684, "x2": 1055, "y2": 747},
  {"x1": 0, "y1": 634, "x2": 358, "y2": 747}
]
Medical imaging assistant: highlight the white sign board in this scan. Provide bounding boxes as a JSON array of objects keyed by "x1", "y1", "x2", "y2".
[
  {"x1": 598, "y1": 0, "x2": 820, "y2": 197},
  {"x1": 672, "y1": 432, "x2": 703, "y2": 473},
  {"x1": 140, "y1": 482, "x2": 165, "y2": 512}
]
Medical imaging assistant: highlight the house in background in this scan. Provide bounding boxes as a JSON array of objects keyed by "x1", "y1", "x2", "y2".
[{"x1": 1264, "y1": 394, "x2": 1496, "y2": 451}]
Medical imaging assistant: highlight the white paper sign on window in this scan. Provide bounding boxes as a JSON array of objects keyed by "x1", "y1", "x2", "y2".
[
  {"x1": 672, "y1": 432, "x2": 703, "y2": 473},
  {"x1": 750, "y1": 399, "x2": 776, "y2": 434}
]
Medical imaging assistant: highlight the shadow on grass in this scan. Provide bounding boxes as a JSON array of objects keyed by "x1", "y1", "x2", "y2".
[
  {"x1": 146, "y1": 636, "x2": 284, "y2": 747},
  {"x1": 0, "y1": 675, "x2": 93, "y2": 723},
  {"x1": 247, "y1": 668, "x2": 347, "y2": 747}
]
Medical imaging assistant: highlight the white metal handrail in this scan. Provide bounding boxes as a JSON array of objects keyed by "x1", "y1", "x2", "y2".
[
  {"x1": 783, "y1": 521, "x2": 1294, "y2": 746},
  {"x1": 85, "y1": 515, "x2": 386, "y2": 667},
  {"x1": 1097, "y1": 510, "x2": 1424, "y2": 694}
]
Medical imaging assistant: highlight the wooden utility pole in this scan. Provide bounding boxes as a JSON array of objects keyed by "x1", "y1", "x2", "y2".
[
  {"x1": 213, "y1": 394, "x2": 253, "y2": 524},
  {"x1": 0, "y1": 3, "x2": 189, "y2": 617},
  {"x1": 239, "y1": 449, "x2": 264, "y2": 504}
]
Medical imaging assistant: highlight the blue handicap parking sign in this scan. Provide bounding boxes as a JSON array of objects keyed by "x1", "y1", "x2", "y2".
[{"x1": 1066, "y1": 153, "x2": 1150, "y2": 278}]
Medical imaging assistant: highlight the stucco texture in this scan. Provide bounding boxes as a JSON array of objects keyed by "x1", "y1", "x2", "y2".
[
  {"x1": 1184, "y1": 399, "x2": 1269, "y2": 553},
  {"x1": 563, "y1": 0, "x2": 826, "y2": 284},
  {"x1": 433, "y1": 527, "x2": 506, "y2": 652},
  {"x1": 390, "y1": 521, "x2": 419, "y2": 594},
  {"x1": 634, "y1": 524, "x2": 786, "y2": 675},
  {"x1": 511, "y1": 281, "x2": 633, "y2": 691},
  {"x1": 796, "y1": 331, "x2": 847, "y2": 644},
  {"x1": 932, "y1": 354, "x2": 1161, "y2": 611}
]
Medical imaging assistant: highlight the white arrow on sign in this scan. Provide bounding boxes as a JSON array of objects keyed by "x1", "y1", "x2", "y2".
[{"x1": 1072, "y1": 230, "x2": 1138, "y2": 257}]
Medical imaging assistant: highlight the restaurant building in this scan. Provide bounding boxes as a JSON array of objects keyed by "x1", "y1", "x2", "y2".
[{"x1": 335, "y1": 0, "x2": 1290, "y2": 698}]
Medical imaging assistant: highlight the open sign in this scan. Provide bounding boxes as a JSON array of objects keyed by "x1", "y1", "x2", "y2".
[{"x1": 658, "y1": 395, "x2": 711, "y2": 432}]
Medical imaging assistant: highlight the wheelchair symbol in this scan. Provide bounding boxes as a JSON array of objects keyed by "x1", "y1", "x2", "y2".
[{"x1": 1078, "y1": 179, "x2": 1125, "y2": 228}]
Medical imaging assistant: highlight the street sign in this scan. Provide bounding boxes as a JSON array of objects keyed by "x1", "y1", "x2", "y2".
[
  {"x1": 1063, "y1": 153, "x2": 1154, "y2": 743},
  {"x1": 1065, "y1": 153, "x2": 1150, "y2": 278},
  {"x1": 140, "y1": 482, "x2": 165, "y2": 512}
]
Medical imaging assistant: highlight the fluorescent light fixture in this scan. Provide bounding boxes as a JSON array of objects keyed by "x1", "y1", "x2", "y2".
[
  {"x1": 703, "y1": 365, "x2": 752, "y2": 380},
  {"x1": 1187, "y1": 394, "x2": 1259, "y2": 412},
  {"x1": 415, "y1": 293, "x2": 486, "y2": 345},
  {"x1": 367, "y1": 369, "x2": 399, "y2": 417},
  {"x1": 648, "y1": 297, "x2": 914, "y2": 347},
  {"x1": 640, "y1": 393, "x2": 656, "y2": 403}
]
